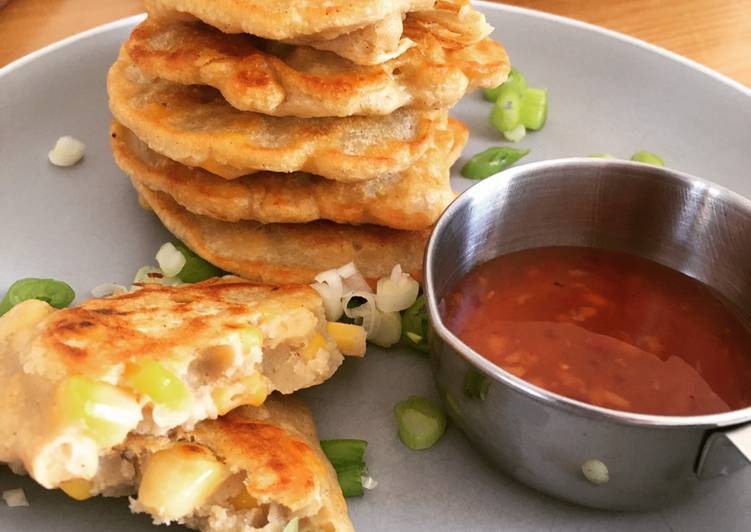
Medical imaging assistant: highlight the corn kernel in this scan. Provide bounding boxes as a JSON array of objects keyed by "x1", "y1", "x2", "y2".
[
  {"x1": 300, "y1": 331, "x2": 327, "y2": 360},
  {"x1": 60, "y1": 478, "x2": 92, "y2": 501},
  {"x1": 123, "y1": 359, "x2": 192, "y2": 410},
  {"x1": 138, "y1": 443, "x2": 228, "y2": 521},
  {"x1": 229, "y1": 487, "x2": 259, "y2": 510},
  {"x1": 56, "y1": 376, "x2": 141, "y2": 448},
  {"x1": 212, "y1": 374, "x2": 269, "y2": 415},
  {"x1": 326, "y1": 322, "x2": 366, "y2": 357},
  {"x1": 239, "y1": 326, "x2": 264, "y2": 352}
]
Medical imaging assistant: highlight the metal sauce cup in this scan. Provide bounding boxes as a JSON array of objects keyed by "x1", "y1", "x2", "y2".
[{"x1": 424, "y1": 158, "x2": 751, "y2": 510}]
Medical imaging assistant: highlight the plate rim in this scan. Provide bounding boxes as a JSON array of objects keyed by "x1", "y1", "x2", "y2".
[{"x1": 1, "y1": 4, "x2": 749, "y2": 100}]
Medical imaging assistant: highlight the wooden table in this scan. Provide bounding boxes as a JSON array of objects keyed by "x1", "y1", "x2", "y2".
[{"x1": 1, "y1": 0, "x2": 749, "y2": 87}]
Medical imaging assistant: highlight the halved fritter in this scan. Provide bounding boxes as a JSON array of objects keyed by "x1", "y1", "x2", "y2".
[
  {"x1": 133, "y1": 180, "x2": 429, "y2": 285},
  {"x1": 111, "y1": 118, "x2": 467, "y2": 230},
  {"x1": 123, "y1": 10, "x2": 508, "y2": 117},
  {"x1": 60, "y1": 396, "x2": 353, "y2": 532},
  {"x1": 144, "y1": 0, "x2": 434, "y2": 65},
  {"x1": 107, "y1": 52, "x2": 442, "y2": 181},
  {"x1": 0, "y1": 279, "x2": 344, "y2": 489}
]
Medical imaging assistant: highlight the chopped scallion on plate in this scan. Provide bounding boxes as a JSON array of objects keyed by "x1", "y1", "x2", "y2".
[
  {"x1": 401, "y1": 294, "x2": 429, "y2": 353},
  {"x1": 171, "y1": 240, "x2": 225, "y2": 282},
  {"x1": 0, "y1": 278, "x2": 75, "y2": 316},
  {"x1": 461, "y1": 147, "x2": 530, "y2": 180},
  {"x1": 394, "y1": 396, "x2": 447, "y2": 450},
  {"x1": 630, "y1": 150, "x2": 665, "y2": 166},
  {"x1": 320, "y1": 439, "x2": 370, "y2": 498}
]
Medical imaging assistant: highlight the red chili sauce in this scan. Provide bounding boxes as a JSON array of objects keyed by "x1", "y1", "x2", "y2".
[{"x1": 442, "y1": 246, "x2": 751, "y2": 416}]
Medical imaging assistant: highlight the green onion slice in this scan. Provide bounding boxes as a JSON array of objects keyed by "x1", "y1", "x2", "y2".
[
  {"x1": 463, "y1": 369, "x2": 490, "y2": 400},
  {"x1": 630, "y1": 150, "x2": 665, "y2": 167},
  {"x1": 320, "y1": 439, "x2": 369, "y2": 498},
  {"x1": 320, "y1": 439, "x2": 367, "y2": 469},
  {"x1": 335, "y1": 463, "x2": 366, "y2": 498},
  {"x1": 0, "y1": 278, "x2": 75, "y2": 316},
  {"x1": 401, "y1": 294, "x2": 429, "y2": 353},
  {"x1": 394, "y1": 396, "x2": 447, "y2": 450},
  {"x1": 461, "y1": 147, "x2": 530, "y2": 180},
  {"x1": 502, "y1": 123, "x2": 527, "y2": 143},
  {"x1": 519, "y1": 87, "x2": 548, "y2": 131},
  {"x1": 171, "y1": 240, "x2": 225, "y2": 283},
  {"x1": 490, "y1": 86, "x2": 522, "y2": 133},
  {"x1": 483, "y1": 67, "x2": 528, "y2": 102}
]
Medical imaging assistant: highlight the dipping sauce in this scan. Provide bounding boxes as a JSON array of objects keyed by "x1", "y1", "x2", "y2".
[{"x1": 443, "y1": 246, "x2": 751, "y2": 416}]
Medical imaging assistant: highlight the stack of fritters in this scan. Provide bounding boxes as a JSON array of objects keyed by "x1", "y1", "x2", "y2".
[{"x1": 108, "y1": 0, "x2": 510, "y2": 284}]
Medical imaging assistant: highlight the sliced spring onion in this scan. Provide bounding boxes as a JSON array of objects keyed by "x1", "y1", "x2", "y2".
[
  {"x1": 394, "y1": 396, "x2": 447, "y2": 450},
  {"x1": 343, "y1": 292, "x2": 379, "y2": 333},
  {"x1": 0, "y1": 278, "x2": 75, "y2": 316},
  {"x1": 336, "y1": 463, "x2": 366, "y2": 498},
  {"x1": 338, "y1": 263, "x2": 371, "y2": 293},
  {"x1": 320, "y1": 439, "x2": 368, "y2": 469},
  {"x1": 630, "y1": 150, "x2": 665, "y2": 167},
  {"x1": 282, "y1": 517, "x2": 299, "y2": 532},
  {"x1": 367, "y1": 310, "x2": 402, "y2": 348},
  {"x1": 502, "y1": 123, "x2": 527, "y2": 143},
  {"x1": 312, "y1": 268, "x2": 345, "y2": 321},
  {"x1": 519, "y1": 87, "x2": 548, "y2": 131},
  {"x1": 483, "y1": 67, "x2": 528, "y2": 102},
  {"x1": 463, "y1": 369, "x2": 490, "y2": 400},
  {"x1": 401, "y1": 294, "x2": 429, "y2": 353},
  {"x1": 171, "y1": 240, "x2": 224, "y2": 283},
  {"x1": 320, "y1": 439, "x2": 369, "y2": 498},
  {"x1": 461, "y1": 147, "x2": 530, "y2": 180},
  {"x1": 156, "y1": 242, "x2": 187, "y2": 277},
  {"x1": 490, "y1": 86, "x2": 521, "y2": 133},
  {"x1": 312, "y1": 281, "x2": 344, "y2": 321},
  {"x1": 375, "y1": 265, "x2": 419, "y2": 313}
]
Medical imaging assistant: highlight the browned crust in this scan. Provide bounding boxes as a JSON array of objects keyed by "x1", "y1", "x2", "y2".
[
  {"x1": 133, "y1": 180, "x2": 429, "y2": 285},
  {"x1": 123, "y1": 16, "x2": 509, "y2": 117},
  {"x1": 111, "y1": 119, "x2": 467, "y2": 230}
]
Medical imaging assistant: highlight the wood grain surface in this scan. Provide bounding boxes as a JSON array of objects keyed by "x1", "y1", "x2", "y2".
[{"x1": 0, "y1": 0, "x2": 749, "y2": 87}]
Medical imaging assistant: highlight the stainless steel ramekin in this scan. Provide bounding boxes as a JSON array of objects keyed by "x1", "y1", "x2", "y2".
[{"x1": 424, "y1": 158, "x2": 751, "y2": 510}]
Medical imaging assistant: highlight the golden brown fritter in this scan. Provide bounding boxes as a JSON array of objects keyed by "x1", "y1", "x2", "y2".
[
  {"x1": 123, "y1": 13, "x2": 508, "y2": 116},
  {"x1": 133, "y1": 180, "x2": 430, "y2": 285},
  {"x1": 0, "y1": 280, "x2": 343, "y2": 488},
  {"x1": 144, "y1": 0, "x2": 434, "y2": 65},
  {"x1": 122, "y1": 395, "x2": 354, "y2": 531},
  {"x1": 107, "y1": 52, "x2": 443, "y2": 181},
  {"x1": 111, "y1": 119, "x2": 467, "y2": 230}
]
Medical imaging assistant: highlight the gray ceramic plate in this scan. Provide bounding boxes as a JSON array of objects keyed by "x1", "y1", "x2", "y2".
[{"x1": 1, "y1": 2, "x2": 750, "y2": 531}]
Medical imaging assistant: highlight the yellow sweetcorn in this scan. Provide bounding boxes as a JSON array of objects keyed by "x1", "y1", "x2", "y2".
[
  {"x1": 60, "y1": 478, "x2": 92, "y2": 501},
  {"x1": 239, "y1": 326, "x2": 264, "y2": 352},
  {"x1": 229, "y1": 486, "x2": 259, "y2": 510},
  {"x1": 123, "y1": 359, "x2": 192, "y2": 410},
  {"x1": 326, "y1": 322, "x2": 367, "y2": 357},
  {"x1": 212, "y1": 373, "x2": 269, "y2": 415},
  {"x1": 300, "y1": 331, "x2": 326, "y2": 360},
  {"x1": 138, "y1": 443, "x2": 228, "y2": 521},
  {"x1": 56, "y1": 376, "x2": 141, "y2": 448}
]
